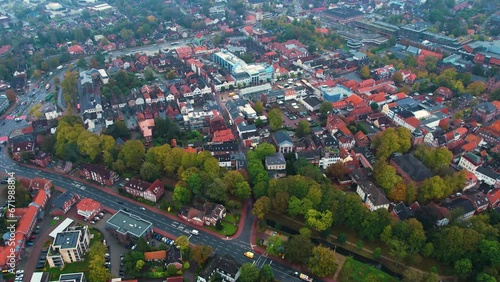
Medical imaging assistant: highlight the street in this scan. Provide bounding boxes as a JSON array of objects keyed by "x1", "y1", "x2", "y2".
[{"x1": 0, "y1": 145, "x2": 300, "y2": 281}]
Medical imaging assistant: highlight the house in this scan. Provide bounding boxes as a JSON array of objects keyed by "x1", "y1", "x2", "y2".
[
  {"x1": 54, "y1": 159, "x2": 73, "y2": 174},
  {"x1": 144, "y1": 251, "x2": 166, "y2": 261},
  {"x1": 11, "y1": 141, "x2": 35, "y2": 161},
  {"x1": 79, "y1": 164, "x2": 118, "y2": 186},
  {"x1": 458, "y1": 153, "x2": 483, "y2": 172},
  {"x1": 265, "y1": 152, "x2": 286, "y2": 171},
  {"x1": 46, "y1": 226, "x2": 91, "y2": 268},
  {"x1": 441, "y1": 196, "x2": 476, "y2": 222},
  {"x1": 487, "y1": 188, "x2": 500, "y2": 207},
  {"x1": 123, "y1": 179, "x2": 165, "y2": 203},
  {"x1": 179, "y1": 207, "x2": 205, "y2": 226},
  {"x1": 76, "y1": 198, "x2": 102, "y2": 220},
  {"x1": 474, "y1": 166, "x2": 500, "y2": 187},
  {"x1": 106, "y1": 210, "x2": 153, "y2": 244},
  {"x1": 390, "y1": 202, "x2": 419, "y2": 221},
  {"x1": 390, "y1": 153, "x2": 433, "y2": 184},
  {"x1": 197, "y1": 255, "x2": 241, "y2": 282},
  {"x1": 50, "y1": 192, "x2": 80, "y2": 216},
  {"x1": 272, "y1": 131, "x2": 293, "y2": 153},
  {"x1": 212, "y1": 129, "x2": 235, "y2": 143},
  {"x1": 475, "y1": 102, "x2": 498, "y2": 123},
  {"x1": 57, "y1": 273, "x2": 86, "y2": 282},
  {"x1": 203, "y1": 203, "x2": 226, "y2": 226},
  {"x1": 29, "y1": 178, "x2": 53, "y2": 194},
  {"x1": 464, "y1": 190, "x2": 489, "y2": 213},
  {"x1": 356, "y1": 181, "x2": 390, "y2": 211},
  {"x1": 32, "y1": 152, "x2": 51, "y2": 167}
]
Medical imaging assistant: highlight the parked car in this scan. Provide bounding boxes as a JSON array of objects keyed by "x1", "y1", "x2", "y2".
[
  {"x1": 90, "y1": 221, "x2": 96, "y2": 224},
  {"x1": 98, "y1": 213, "x2": 104, "y2": 217}
]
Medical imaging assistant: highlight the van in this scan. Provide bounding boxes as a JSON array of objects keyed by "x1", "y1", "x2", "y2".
[{"x1": 191, "y1": 230, "x2": 199, "y2": 236}]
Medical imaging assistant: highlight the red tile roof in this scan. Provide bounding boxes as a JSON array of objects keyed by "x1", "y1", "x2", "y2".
[
  {"x1": 76, "y1": 198, "x2": 101, "y2": 212},
  {"x1": 17, "y1": 205, "x2": 38, "y2": 235},
  {"x1": 487, "y1": 188, "x2": 500, "y2": 207},
  {"x1": 32, "y1": 189, "x2": 47, "y2": 208},
  {"x1": 144, "y1": 250, "x2": 167, "y2": 261}
]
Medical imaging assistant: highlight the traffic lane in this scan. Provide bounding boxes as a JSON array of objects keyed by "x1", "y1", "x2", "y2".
[{"x1": 2, "y1": 163, "x2": 301, "y2": 281}]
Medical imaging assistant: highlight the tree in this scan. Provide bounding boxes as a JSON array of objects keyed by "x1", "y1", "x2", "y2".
[
  {"x1": 392, "y1": 72, "x2": 404, "y2": 86},
  {"x1": 373, "y1": 247, "x2": 382, "y2": 260},
  {"x1": 88, "y1": 242, "x2": 112, "y2": 282},
  {"x1": 308, "y1": 245, "x2": 338, "y2": 277},
  {"x1": 419, "y1": 176, "x2": 447, "y2": 202},
  {"x1": 5, "y1": 89, "x2": 16, "y2": 102},
  {"x1": 135, "y1": 259, "x2": 145, "y2": 270},
  {"x1": 266, "y1": 235, "x2": 283, "y2": 256},
  {"x1": 235, "y1": 181, "x2": 251, "y2": 199},
  {"x1": 388, "y1": 181, "x2": 407, "y2": 202},
  {"x1": 144, "y1": 68, "x2": 155, "y2": 81},
  {"x1": 253, "y1": 143, "x2": 276, "y2": 160},
  {"x1": 476, "y1": 273, "x2": 497, "y2": 282},
  {"x1": 120, "y1": 28, "x2": 134, "y2": 40},
  {"x1": 76, "y1": 57, "x2": 87, "y2": 69},
  {"x1": 166, "y1": 69, "x2": 177, "y2": 79},
  {"x1": 295, "y1": 120, "x2": 311, "y2": 138},
  {"x1": 175, "y1": 235, "x2": 190, "y2": 251},
  {"x1": 61, "y1": 71, "x2": 78, "y2": 104},
  {"x1": 268, "y1": 108, "x2": 283, "y2": 131},
  {"x1": 372, "y1": 127, "x2": 411, "y2": 160},
  {"x1": 319, "y1": 101, "x2": 333, "y2": 116},
  {"x1": 252, "y1": 196, "x2": 271, "y2": 219},
  {"x1": 167, "y1": 264, "x2": 178, "y2": 275},
  {"x1": 454, "y1": 258, "x2": 472, "y2": 277},
  {"x1": 173, "y1": 185, "x2": 192, "y2": 208},
  {"x1": 119, "y1": 140, "x2": 145, "y2": 172},
  {"x1": 360, "y1": 65, "x2": 371, "y2": 79},
  {"x1": 466, "y1": 81, "x2": 486, "y2": 96},
  {"x1": 284, "y1": 228, "x2": 314, "y2": 264},
  {"x1": 259, "y1": 265, "x2": 275, "y2": 282},
  {"x1": 370, "y1": 102, "x2": 379, "y2": 111},
  {"x1": 305, "y1": 209, "x2": 333, "y2": 231},
  {"x1": 140, "y1": 162, "x2": 160, "y2": 182},
  {"x1": 239, "y1": 263, "x2": 260, "y2": 282},
  {"x1": 374, "y1": 161, "x2": 401, "y2": 192},
  {"x1": 414, "y1": 145, "x2": 453, "y2": 173},
  {"x1": 253, "y1": 100, "x2": 264, "y2": 114},
  {"x1": 327, "y1": 162, "x2": 346, "y2": 180},
  {"x1": 192, "y1": 245, "x2": 213, "y2": 266}
]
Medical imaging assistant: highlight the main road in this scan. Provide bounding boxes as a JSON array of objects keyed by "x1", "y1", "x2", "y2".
[{"x1": 0, "y1": 149, "x2": 301, "y2": 281}]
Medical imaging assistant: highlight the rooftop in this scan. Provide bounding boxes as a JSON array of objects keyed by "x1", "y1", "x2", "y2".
[
  {"x1": 391, "y1": 153, "x2": 433, "y2": 182},
  {"x1": 54, "y1": 231, "x2": 81, "y2": 249},
  {"x1": 106, "y1": 210, "x2": 152, "y2": 238}
]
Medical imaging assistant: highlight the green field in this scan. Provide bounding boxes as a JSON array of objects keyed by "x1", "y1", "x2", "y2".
[{"x1": 339, "y1": 257, "x2": 398, "y2": 282}]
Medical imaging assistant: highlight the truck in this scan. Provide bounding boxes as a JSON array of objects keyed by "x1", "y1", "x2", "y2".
[
  {"x1": 294, "y1": 272, "x2": 313, "y2": 282},
  {"x1": 45, "y1": 83, "x2": 51, "y2": 90}
]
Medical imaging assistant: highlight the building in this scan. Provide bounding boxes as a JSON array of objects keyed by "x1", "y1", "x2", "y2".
[
  {"x1": 123, "y1": 179, "x2": 165, "y2": 203},
  {"x1": 106, "y1": 210, "x2": 153, "y2": 244},
  {"x1": 458, "y1": 153, "x2": 483, "y2": 172},
  {"x1": 323, "y1": 8, "x2": 364, "y2": 24},
  {"x1": 475, "y1": 102, "x2": 498, "y2": 123},
  {"x1": 144, "y1": 250, "x2": 167, "y2": 261},
  {"x1": 46, "y1": 225, "x2": 91, "y2": 268},
  {"x1": 79, "y1": 164, "x2": 118, "y2": 186},
  {"x1": 265, "y1": 152, "x2": 286, "y2": 171},
  {"x1": 50, "y1": 192, "x2": 80, "y2": 216},
  {"x1": 57, "y1": 273, "x2": 86, "y2": 282},
  {"x1": 464, "y1": 190, "x2": 489, "y2": 213},
  {"x1": 213, "y1": 50, "x2": 273, "y2": 85},
  {"x1": 76, "y1": 198, "x2": 102, "y2": 220},
  {"x1": 272, "y1": 131, "x2": 293, "y2": 153},
  {"x1": 98, "y1": 69, "x2": 109, "y2": 84},
  {"x1": 474, "y1": 166, "x2": 500, "y2": 187},
  {"x1": 441, "y1": 196, "x2": 476, "y2": 222},
  {"x1": 197, "y1": 255, "x2": 241, "y2": 282},
  {"x1": 390, "y1": 153, "x2": 433, "y2": 184},
  {"x1": 356, "y1": 181, "x2": 390, "y2": 211},
  {"x1": 0, "y1": 95, "x2": 10, "y2": 114},
  {"x1": 320, "y1": 85, "x2": 352, "y2": 102}
]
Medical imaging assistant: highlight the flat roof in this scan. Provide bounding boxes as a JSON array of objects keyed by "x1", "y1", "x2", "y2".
[
  {"x1": 50, "y1": 218, "x2": 74, "y2": 238},
  {"x1": 30, "y1": 272, "x2": 45, "y2": 282},
  {"x1": 54, "y1": 231, "x2": 80, "y2": 249},
  {"x1": 106, "y1": 210, "x2": 152, "y2": 238}
]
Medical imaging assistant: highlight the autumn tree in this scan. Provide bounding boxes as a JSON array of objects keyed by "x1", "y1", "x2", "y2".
[
  {"x1": 61, "y1": 71, "x2": 78, "y2": 105},
  {"x1": 252, "y1": 196, "x2": 271, "y2": 219},
  {"x1": 372, "y1": 127, "x2": 412, "y2": 160},
  {"x1": 374, "y1": 161, "x2": 401, "y2": 192},
  {"x1": 305, "y1": 209, "x2": 333, "y2": 231},
  {"x1": 392, "y1": 72, "x2": 404, "y2": 86},
  {"x1": 388, "y1": 181, "x2": 407, "y2": 202},
  {"x1": 253, "y1": 100, "x2": 264, "y2": 114},
  {"x1": 268, "y1": 108, "x2": 283, "y2": 131},
  {"x1": 88, "y1": 241, "x2": 112, "y2": 282},
  {"x1": 360, "y1": 65, "x2": 371, "y2": 79},
  {"x1": 175, "y1": 235, "x2": 190, "y2": 251},
  {"x1": 466, "y1": 81, "x2": 486, "y2": 96},
  {"x1": 327, "y1": 162, "x2": 346, "y2": 180},
  {"x1": 295, "y1": 120, "x2": 311, "y2": 138},
  {"x1": 308, "y1": 245, "x2": 338, "y2": 277},
  {"x1": 5, "y1": 89, "x2": 16, "y2": 102},
  {"x1": 192, "y1": 245, "x2": 213, "y2": 266}
]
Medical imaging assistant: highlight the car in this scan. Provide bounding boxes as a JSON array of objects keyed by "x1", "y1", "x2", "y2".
[
  {"x1": 30, "y1": 235, "x2": 36, "y2": 240},
  {"x1": 105, "y1": 253, "x2": 110, "y2": 257},
  {"x1": 90, "y1": 220, "x2": 96, "y2": 224},
  {"x1": 33, "y1": 230, "x2": 40, "y2": 234},
  {"x1": 151, "y1": 241, "x2": 156, "y2": 246},
  {"x1": 117, "y1": 200, "x2": 124, "y2": 204},
  {"x1": 161, "y1": 237, "x2": 168, "y2": 243},
  {"x1": 98, "y1": 212, "x2": 104, "y2": 217},
  {"x1": 191, "y1": 229, "x2": 199, "y2": 236},
  {"x1": 93, "y1": 217, "x2": 100, "y2": 221},
  {"x1": 244, "y1": 252, "x2": 255, "y2": 259},
  {"x1": 16, "y1": 270, "x2": 24, "y2": 275},
  {"x1": 101, "y1": 210, "x2": 106, "y2": 214},
  {"x1": 139, "y1": 207, "x2": 146, "y2": 211},
  {"x1": 83, "y1": 218, "x2": 88, "y2": 222},
  {"x1": 103, "y1": 239, "x2": 107, "y2": 246}
]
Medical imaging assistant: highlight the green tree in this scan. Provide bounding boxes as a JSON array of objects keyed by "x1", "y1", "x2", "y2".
[
  {"x1": 392, "y1": 72, "x2": 404, "y2": 86},
  {"x1": 119, "y1": 140, "x2": 145, "y2": 172},
  {"x1": 120, "y1": 28, "x2": 134, "y2": 40},
  {"x1": 419, "y1": 176, "x2": 447, "y2": 202},
  {"x1": 466, "y1": 81, "x2": 486, "y2": 96},
  {"x1": 235, "y1": 181, "x2": 251, "y2": 199},
  {"x1": 253, "y1": 100, "x2": 264, "y2": 114},
  {"x1": 284, "y1": 228, "x2": 314, "y2": 264},
  {"x1": 268, "y1": 108, "x2": 283, "y2": 131},
  {"x1": 192, "y1": 244, "x2": 213, "y2": 266},
  {"x1": 372, "y1": 127, "x2": 411, "y2": 160},
  {"x1": 259, "y1": 265, "x2": 275, "y2": 282},
  {"x1": 252, "y1": 196, "x2": 271, "y2": 219},
  {"x1": 140, "y1": 162, "x2": 160, "y2": 182},
  {"x1": 295, "y1": 120, "x2": 311, "y2": 138},
  {"x1": 327, "y1": 162, "x2": 346, "y2": 180},
  {"x1": 305, "y1": 209, "x2": 333, "y2": 231},
  {"x1": 454, "y1": 258, "x2": 472, "y2": 277},
  {"x1": 175, "y1": 235, "x2": 190, "y2": 250},
  {"x1": 308, "y1": 245, "x2": 338, "y2": 277},
  {"x1": 135, "y1": 259, "x2": 145, "y2": 270},
  {"x1": 172, "y1": 185, "x2": 191, "y2": 208},
  {"x1": 253, "y1": 143, "x2": 276, "y2": 160},
  {"x1": 373, "y1": 247, "x2": 382, "y2": 260},
  {"x1": 266, "y1": 235, "x2": 283, "y2": 256},
  {"x1": 76, "y1": 57, "x2": 87, "y2": 69},
  {"x1": 144, "y1": 68, "x2": 155, "y2": 82},
  {"x1": 476, "y1": 273, "x2": 497, "y2": 282},
  {"x1": 360, "y1": 65, "x2": 371, "y2": 79},
  {"x1": 239, "y1": 263, "x2": 260, "y2": 282},
  {"x1": 61, "y1": 71, "x2": 78, "y2": 104},
  {"x1": 288, "y1": 196, "x2": 313, "y2": 216},
  {"x1": 374, "y1": 161, "x2": 401, "y2": 192},
  {"x1": 370, "y1": 102, "x2": 379, "y2": 111},
  {"x1": 319, "y1": 101, "x2": 333, "y2": 116}
]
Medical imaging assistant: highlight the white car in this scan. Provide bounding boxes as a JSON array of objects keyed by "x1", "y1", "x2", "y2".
[
  {"x1": 16, "y1": 270, "x2": 24, "y2": 275},
  {"x1": 139, "y1": 207, "x2": 146, "y2": 211},
  {"x1": 191, "y1": 229, "x2": 199, "y2": 236}
]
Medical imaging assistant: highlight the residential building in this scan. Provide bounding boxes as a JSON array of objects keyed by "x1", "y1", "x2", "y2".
[
  {"x1": 265, "y1": 152, "x2": 286, "y2": 171},
  {"x1": 79, "y1": 164, "x2": 118, "y2": 186},
  {"x1": 390, "y1": 153, "x2": 433, "y2": 184},
  {"x1": 123, "y1": 179, "x2": 165, "y2": 203},
  {"x1": 441, "y1": 196, "x2": 476, "y2": 222},
  {"x1": 475, "y1": 102, "x2": 498, "y2": 123},
  {"x1": 57, "y1": 273, "x2": 86, "y2": 282},
  {"x1": 197, "y1": 255, "x2": 241, "y2": 282},
  {"x1": 272, "y1": 131, "x2": 293, "y2": 153},
  {"x1": 474, "y1": 166, "x2": 500, "y2": 187},
  {"x1": 76, "y1": 198, "x2": 102, "y2": 220},
  {"x1": 46, "y1": 225, "x2": 91, "y2": 268},
  {"x1": 50, "y1": 192, "x2": 80, "y2": 216},
  {"x1": 464, "y1": 190, "x2": 489, "y2": 213},
  {"x1": 179, "y1": 203, "x2": 227, "y2": 227},
  {"x1": 144, "y1": 250, "x2": 167, "y2": 261},
  {"x1": 356, "y1": 181, "x2": 390, "y2": 211},
  {"x1": 105, "y1": 210, "x2": 153, "y2": 244},
  {"x1": 458, "y1": 153, "x2": 483, "y2": 172}
]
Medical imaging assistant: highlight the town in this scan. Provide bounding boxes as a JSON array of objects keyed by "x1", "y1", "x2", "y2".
[{"x1": 0, "y1": 0, "x2": 499, "y2": 281}]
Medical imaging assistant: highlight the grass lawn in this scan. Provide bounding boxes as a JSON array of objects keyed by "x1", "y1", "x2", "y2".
[
  {"x1": 223, "y1": 214, "x2": 238, "y2": 224},
  {"x1": 50, "y1": 218, "x2": 62, "y2": 226},
  {"x1": 206, "y1": 221, "x2": 238, "y2": 236},
  {"x1": 339, "y1": 257, "x2": 398, "y2": 282}
]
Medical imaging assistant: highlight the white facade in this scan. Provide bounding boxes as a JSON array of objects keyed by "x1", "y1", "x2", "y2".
[{"x1": 318, "y1": 154, "x2": 341, "y2": 169}]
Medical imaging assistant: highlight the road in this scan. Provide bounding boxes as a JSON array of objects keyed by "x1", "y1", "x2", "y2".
[{"x1": 0, "y1": 147, "x2": 300, "y2": 281}]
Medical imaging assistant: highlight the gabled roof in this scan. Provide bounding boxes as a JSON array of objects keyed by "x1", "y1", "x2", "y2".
[
  {"x1": 144, "y1": 250, "x2": 166, "y2": 261},
  {"x1": 76, "y1": 198, "x2": 101, "y2": 212},
  {"x1": 391, "y1": 153, "x2": 433, "y2": 182},
  {"x1": 273, "y1": 131, "x2": 293, "y2": 145}
]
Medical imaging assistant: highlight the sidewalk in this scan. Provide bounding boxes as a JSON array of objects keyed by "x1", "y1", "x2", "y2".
[{"x1": 14, "y1": 160, "x2": 248, "y2": 241}]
